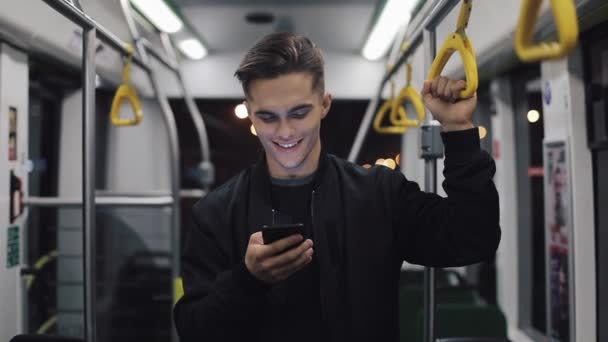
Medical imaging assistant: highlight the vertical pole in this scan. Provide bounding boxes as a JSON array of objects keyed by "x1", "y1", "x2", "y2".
[
  {"x1": 159, "y1": 32, "x2": 214, "y2": 190},
  {"x1": 347, "y1": 92, "x2": 382, "y2": 162},
  {"x1": 118, "y1": 4, "x2": 181, "y2": 342},
  {"x1": 82, "y1": 26, "x2": 97, "y2": 342},
  {"x1": 422, "y1": 27, "x2": 438, "y2": 342}
]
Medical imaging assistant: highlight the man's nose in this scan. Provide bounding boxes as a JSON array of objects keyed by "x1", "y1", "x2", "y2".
[{"x1": 277, "y1": 119, "x2": 295, "y2": 139}]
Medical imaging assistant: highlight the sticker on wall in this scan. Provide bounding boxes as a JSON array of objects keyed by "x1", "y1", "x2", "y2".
[
  {"x1": 543, "y1": 81, "x2": 552, "y2": 106},
  {"x1": 9, "y1": 170, "x2": 24, "y2": 224},
  {"x1": 8, "y1": 107, "x2": 17, "y2": 161},
  {"x1": 544, "y1": 140, "x2": 574, "y2": 341},
  {"x1": 6, "y1": 226, "x2": 19, "y2": 268}
]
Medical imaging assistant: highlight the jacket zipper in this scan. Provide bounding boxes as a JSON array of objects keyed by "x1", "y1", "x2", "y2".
[{"x1": 311, "y1": 190, "x2": 316, "y2": 222}]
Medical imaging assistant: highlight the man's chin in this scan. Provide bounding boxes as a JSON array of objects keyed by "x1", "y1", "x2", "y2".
[{"x1": 278, "y1": 159, "x2": 303, "y2": 170}]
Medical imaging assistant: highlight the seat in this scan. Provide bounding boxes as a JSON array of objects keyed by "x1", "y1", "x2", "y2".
[
  {"x1": 10, "y1": 335, "x2": 84, "y2": 342},
  {"x1": 399, "y1": 284, "x2": 478, "y2": 342},
  {"x1": 436, "y1": 338, "x2": 511, "y2": 342},
  {"x1": 412, "y1": 303, "x2": 508, "y2": 342}
]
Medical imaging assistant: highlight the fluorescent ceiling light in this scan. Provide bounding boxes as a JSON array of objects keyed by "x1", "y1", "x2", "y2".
[
  {"x1": 362, "y1": 0, "x2": 417, "y2": 61},
  {"x1": 178, "y1": 38, "x2": 208, "y2": 60},
  {"x1": 130, "y1": 0, "x2": 183, "y2": 33}
]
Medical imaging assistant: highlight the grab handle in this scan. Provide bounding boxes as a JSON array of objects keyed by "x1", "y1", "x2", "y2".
[
  {"x1": 110, "y1": 44, "x2": 143, "y2": 126},
  {"x1": 427, "y1": 0, "x2": 478, "y2": 98},
  {"x1": 514, "y1": 0, "x2": 579, "y2": 62}
]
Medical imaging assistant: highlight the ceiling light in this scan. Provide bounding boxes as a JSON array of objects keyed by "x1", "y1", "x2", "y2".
[
  {"x1": 362, "y1": 0, "x2": 417, "y2": 61},
  {"x1": 177, "y1": 38, "x2": 208, "y2": 60},
  {"x1": 130, "y1": 0, "x2": 183, "y2": 33},
  {"x1": 235, "y1": 103, "x2": 248, "y2": 119},
  {"x1": 527, "y1": 109, "x2": 540, "y2": 123}
]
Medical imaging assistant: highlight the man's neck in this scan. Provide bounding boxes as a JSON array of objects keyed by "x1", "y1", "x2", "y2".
[{"x1": 267, "y1": 142, "x2": 321, "y2": 180}]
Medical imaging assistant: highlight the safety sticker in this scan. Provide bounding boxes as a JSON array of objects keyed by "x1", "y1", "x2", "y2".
[{"x1": 6, "y1": 226, "x2": 19, "y2": 268}]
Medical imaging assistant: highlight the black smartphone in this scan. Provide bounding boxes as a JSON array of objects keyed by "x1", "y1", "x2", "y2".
[{"x1": 262, "y1": 223, "x2": 305, "y2": 244}]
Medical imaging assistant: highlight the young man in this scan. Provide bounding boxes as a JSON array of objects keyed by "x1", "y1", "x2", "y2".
[{"x1": 174, "y1": 32, "x2": 500, "y2": 342}]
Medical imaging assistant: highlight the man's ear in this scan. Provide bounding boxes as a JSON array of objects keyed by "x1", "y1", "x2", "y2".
[
  {"x1": 244, "y1": 101, "x2": 252, "y2": 119},
  {"x1": 321, "y1": 92, "x2": 332, "y2": 119}
]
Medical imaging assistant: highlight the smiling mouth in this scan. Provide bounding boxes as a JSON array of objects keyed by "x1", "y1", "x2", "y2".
[{"x1": 274, "y1": 139, "x2": 302, "y2": 150}]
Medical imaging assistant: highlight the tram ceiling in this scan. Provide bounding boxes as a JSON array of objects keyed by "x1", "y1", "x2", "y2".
[{"x1": 175, "y1": 0, "x2": 378, "y2": 53}]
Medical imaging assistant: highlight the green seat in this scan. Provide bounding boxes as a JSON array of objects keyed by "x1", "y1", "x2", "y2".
[
  {"x1": 399, "y1": 286, "x2": 478, "y2": 342},
  {"x1": 412, "y1": 304, "x2": 508, "y2": 342},
  {"x1": 399, "y1": 287, "x2": 425, "y2": 341}
]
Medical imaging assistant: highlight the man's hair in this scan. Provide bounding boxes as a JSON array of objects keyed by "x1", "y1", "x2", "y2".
[{"x1": 234, "y1": 32, "x2": 325, "y2": 98}]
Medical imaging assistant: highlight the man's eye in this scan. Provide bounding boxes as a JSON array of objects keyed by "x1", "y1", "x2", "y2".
[
  {"x1": 291, "y1": 109, "x2": 310, "y2": 118},
  {"x1": 259, "y1": 115, "x2": 277, "y2": 122}
]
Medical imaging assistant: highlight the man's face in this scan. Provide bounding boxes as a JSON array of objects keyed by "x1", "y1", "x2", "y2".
[{"x1": 246, "y1": 72, "x2": 332, "y2": 179}]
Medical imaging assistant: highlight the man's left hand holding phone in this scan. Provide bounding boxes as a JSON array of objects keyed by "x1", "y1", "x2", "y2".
[{"x1": 244, "y1": 223, "x2": 314, "y2": 284}]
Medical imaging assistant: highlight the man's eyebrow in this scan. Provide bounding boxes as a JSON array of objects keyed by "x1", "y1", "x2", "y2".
[{"x1": 254, "y1": 104, "x2": 313, "y2": 116}]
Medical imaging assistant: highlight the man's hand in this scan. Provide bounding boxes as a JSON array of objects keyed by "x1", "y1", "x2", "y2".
[
  {"x1": 422, "y1": 76, "x2": 476, "y2": 132},
  {"x1": 244, "y1": 232, "x2": 314, "y2": 284}
]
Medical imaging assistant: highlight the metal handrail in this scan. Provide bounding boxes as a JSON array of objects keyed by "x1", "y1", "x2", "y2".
[
  {"x1": 38, "y1": 1, "x2": 190, "y2": 341},
  {"x1": 142, "y1": 37, "x2": 180, "y2": 71},
  {"x1": 117, "y1": 3, "x2": 207, "y2": 341},
  {"x1": 25, "y1": 196, "x2": 174, "y2": 207},
  {"x1": 383, "y1": 0, "x2": 461, "y2": 89},
  {"x1": 43, "y1": 0, "x2": 149, "y2": 73},
  {"x1": 159, "y1": 32, "x2": 214, "y2": 189}
]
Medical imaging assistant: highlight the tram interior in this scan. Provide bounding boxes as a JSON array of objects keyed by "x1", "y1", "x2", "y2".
[{"x1": 0, "y1": 0, "x2": 607, "y2": 341}]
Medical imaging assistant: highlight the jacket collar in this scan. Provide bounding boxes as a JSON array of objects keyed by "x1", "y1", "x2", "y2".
[{"x1": 250, "y1": 149, "x2": 331, "y2": 204}]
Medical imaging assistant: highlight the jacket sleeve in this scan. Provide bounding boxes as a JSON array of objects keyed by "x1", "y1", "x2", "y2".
[
  {"x1": 173, "y1": 197, "x2": 270, "y2": 341},
  {"x1": 391, "y1": 127, "x2": 501, "y2": 267}
]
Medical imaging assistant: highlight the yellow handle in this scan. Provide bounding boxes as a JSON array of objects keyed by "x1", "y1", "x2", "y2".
[
  {"x1": 374, "y1": 100, "x2": 409, "y2": 134},
  {"x1": 392, "y1": 86, "x2": 425, "y2": 127},
  {"x1": 174, "y1": 277, "x2": 184, "y2": 306},
  {"x1": 428, "y1": 33, "x2": 478, "y2": 98},
  {"x1": 514, "y1": 0, "x2": 579, "y2": 62},
  {"x1": 428, "y1": 0, "x2": 478, "y2": 99},
  {"x1": 374, "y1": 81, "x2": 409, "y2": 135},
  {"x1": 456, "y1": 0, "x2": 473, "y2": 33},
  {"x1": 110, "y1": 44, "x2": 143, "y2": 126},
  {"x1": 26, "y1": 250, "x2": 59, "y2": 289},
  {"x1": 110, "y1": 84, "x2": 143, "y2": 126},
  {"x1": 390, "y1": 64, "x2": 425, "y2": 128}
]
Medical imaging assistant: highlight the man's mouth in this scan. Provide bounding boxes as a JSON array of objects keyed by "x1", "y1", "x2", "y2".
[{"x1": 274, "y1": 139, "x2": 302, "y2": 150}]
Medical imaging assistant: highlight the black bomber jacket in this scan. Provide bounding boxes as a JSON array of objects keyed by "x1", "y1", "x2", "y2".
[{"x1": 174, "y1": 128, "x2": 501, "y2": 342}]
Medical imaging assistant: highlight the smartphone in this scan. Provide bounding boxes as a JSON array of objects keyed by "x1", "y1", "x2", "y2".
[{"x1": 262, "y1": 223, "x2": 305, "y2": 244}]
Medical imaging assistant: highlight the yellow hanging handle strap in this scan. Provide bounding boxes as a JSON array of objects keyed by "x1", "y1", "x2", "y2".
[
  {"x1": 174, "y1": 277, "x2": 184, "y2": 306},
  {"x1": 110, "y1": 44, "x2": 143, "y2": 126},
  {"x1": 391, "y1": 64, "x2": 425, "y2": 128},
  {"x1": 427, "y1": 0, "x2": 478, "y2": 99},
  {"x1": 374, "y1": 78, "x2": 409, "y2": 135},
  {"x1": 25, "y1": 250, "x2": 59, "y2": 289},
  {"x1": 514, "y1": 0, "x2": 579, "y2": 62}
]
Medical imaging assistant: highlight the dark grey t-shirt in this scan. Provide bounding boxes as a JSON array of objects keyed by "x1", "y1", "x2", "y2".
[{"x1": 267, "y1": 174, "x2": 328, "y2": 340}]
